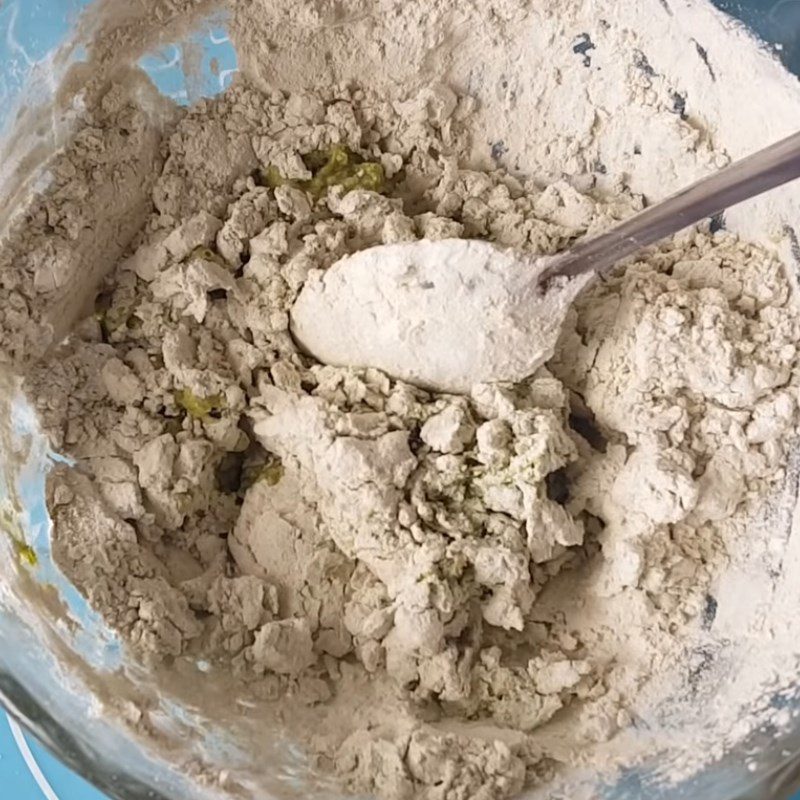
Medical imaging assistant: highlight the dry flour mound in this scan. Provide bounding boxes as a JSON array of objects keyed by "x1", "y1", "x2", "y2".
[{"x1": 2, "y1": 20, "x2": 800, "y2": 800}]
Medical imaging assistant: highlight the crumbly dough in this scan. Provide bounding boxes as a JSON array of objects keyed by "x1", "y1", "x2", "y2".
[{"x1": 3, "y1": 72, "x2": 800, "y2": 800}]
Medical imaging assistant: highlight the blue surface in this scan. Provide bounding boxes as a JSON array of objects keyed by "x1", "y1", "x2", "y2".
[
  {"x1": 0, "y1": 0, "x2": 92, "y2": 109},
  {"x1": 0, "y1": 713, "x2": 108, "y2": 800}
]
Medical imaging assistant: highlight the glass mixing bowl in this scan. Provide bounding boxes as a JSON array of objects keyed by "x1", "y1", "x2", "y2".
[{"x1": 1, "y1": 1, "x2": 800, "y2": 799}]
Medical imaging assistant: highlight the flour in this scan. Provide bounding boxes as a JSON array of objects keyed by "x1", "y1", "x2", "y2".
[{"x1": 2, "y1": 1, "x2": 800, "y2": 798}]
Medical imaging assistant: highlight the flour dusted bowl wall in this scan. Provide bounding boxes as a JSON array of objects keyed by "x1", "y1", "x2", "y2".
[{"x1": 1, "y1": 1, "x2": 800, "y2": 799}]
